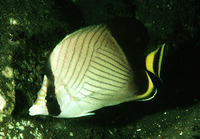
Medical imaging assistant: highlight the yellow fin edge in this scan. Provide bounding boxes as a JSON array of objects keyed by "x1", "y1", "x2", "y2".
[
  {"x1": 135, "y1": 71, "x2": 157, "y2": 101},
  {"x1": 145, "y1": 44, "x2": 165, "y2": 78}
]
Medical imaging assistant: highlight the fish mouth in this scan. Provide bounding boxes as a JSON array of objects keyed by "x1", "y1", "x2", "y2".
[{"x1": 29, "y1": 99, "x2": 48, "y2": 116}]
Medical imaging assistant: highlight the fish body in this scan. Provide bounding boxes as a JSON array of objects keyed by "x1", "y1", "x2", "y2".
[{"x1": 29, "y1": 17, "x2": 165, "y2": 118}]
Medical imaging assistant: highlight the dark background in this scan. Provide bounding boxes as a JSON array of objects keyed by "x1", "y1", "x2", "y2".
[{"x1": 0, "y1": 0, "x2": 200, "y2": 138}]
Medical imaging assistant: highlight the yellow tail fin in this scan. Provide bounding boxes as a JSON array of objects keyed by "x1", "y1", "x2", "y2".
[
  {"x1": 145, "y1": 44, "x2": 165, "y2": 78},
  {"x1": 134, "y1": 44, "x2": 165, "y2": 101}
]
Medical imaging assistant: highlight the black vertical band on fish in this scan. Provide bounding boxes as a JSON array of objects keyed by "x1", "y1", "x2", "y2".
[
  {"x1": 45, "y1": 60, "x2": 61, "y2": 116},
  {"x1": 29, "y1": 17, "x2": 166, "y2": 118}
]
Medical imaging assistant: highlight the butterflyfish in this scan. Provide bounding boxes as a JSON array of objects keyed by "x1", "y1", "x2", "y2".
[{"x1": 29, "y1": 17, "x2": 165, "y2": 118}]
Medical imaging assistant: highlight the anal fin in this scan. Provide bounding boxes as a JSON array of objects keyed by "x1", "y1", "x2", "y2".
[
  {"x1": 132, "y1": 70, "x2": 157, "y2": 101},
  {"x1": 77, "y1": 112, "x2": 95, "y2": 117}
]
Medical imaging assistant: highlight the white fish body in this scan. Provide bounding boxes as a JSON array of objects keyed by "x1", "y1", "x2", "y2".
[{"x1": 29, "y1": 21, "x2": 165, "y2": 118}]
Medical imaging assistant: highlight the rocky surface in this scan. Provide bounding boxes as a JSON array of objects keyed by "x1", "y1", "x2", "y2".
[{"x1": 0, "y1": 0, "x2": 200, "y2": 138}]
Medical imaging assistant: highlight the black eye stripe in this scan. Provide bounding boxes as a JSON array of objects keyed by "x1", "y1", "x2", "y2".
[{"x1": 45, "y1": 60, "x2": 61, "y2": 116}]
